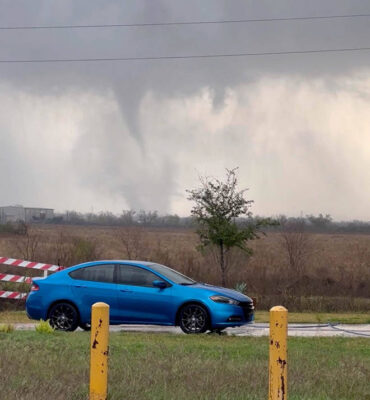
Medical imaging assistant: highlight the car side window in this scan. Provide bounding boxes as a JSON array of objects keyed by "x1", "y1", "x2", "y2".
[
  {"x1": 69, "y1": 264, "x2": 115, "y2": 284},
  {"x1": 117, "y1": 265, "x2": 160, "y2": 287}
]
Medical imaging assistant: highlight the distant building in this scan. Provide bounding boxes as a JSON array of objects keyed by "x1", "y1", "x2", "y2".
[{"x1": 0, "y1": 206, "x2": 54, "y2": 223}]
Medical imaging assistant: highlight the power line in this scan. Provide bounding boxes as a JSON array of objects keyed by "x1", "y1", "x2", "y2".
[
  {"x1": 1, "y1": 46, "x2": 370, "y2": 64},
  {"x1": 1, "y1": 13, "x2": 370, "y2": 30}
]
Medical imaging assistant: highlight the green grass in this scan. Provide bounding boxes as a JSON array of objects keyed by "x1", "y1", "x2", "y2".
[
  {"x1": 34, "y1": 319, "x2": 55, "y2": 334},
  {"x1": 0, "y1": 311, "x2": 31, "y2": 324},
  {"x1": 255, "y1": 311, "x2": 370, "y2": 324},
  {"x1": 0, "y1": 331, "x2": 369, "y2": 400},
  {"x1": 1, "y1": 310, "x2": 370, "y2": 324},
  {"x1": 0, "y1": 323, "x2": 14, "y2": 333}
]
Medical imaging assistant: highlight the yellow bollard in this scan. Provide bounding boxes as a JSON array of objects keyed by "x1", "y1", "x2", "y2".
[
  {"x1": 90, "y1": 302, "x2": 110, "y2": 400},
  {"x1": 269, "y1": 306, "x2": 288, "y2": 400}
]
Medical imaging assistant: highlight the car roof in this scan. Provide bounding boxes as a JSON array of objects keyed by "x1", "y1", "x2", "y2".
[{"x1": 70, "y1": 260, "x2": 156, "y2": 269}]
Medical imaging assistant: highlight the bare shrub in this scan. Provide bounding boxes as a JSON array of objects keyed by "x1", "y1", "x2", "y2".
[
  {"x1": 280, "y1": 219, "x2": 311, "y2": 280},
  {"x1": 0, "y1": 221, "x2": 28, "y2": 235},
  {"x1": 116, "y1": 227, "x2": 149, "y2": 260},
  {"x1": 173, "y1": 250, "x2": 204, "y2": 281},
  {"x1": 13, "y1": 228, "x2": 40, "y2": 260},
  {"x1": 69, "y1": 236, "x2": 102, "y2": 265},
  {"x1": 338, "y1": 242, "x2": 370, "y2": 298},
  {"x1": 245, "y1": 249, "x2": 283, "y2": 296},
  {"x1": 41, "y1": 231, "x2": 103, "y2": 267},
  {"x1": 46, "y1": 231, "x2": 73, "y2": 267}
]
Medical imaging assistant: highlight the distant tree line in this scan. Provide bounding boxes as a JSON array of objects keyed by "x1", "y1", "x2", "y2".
[
  {"x1": 1, "y1": 210, "x2": 370, "y2": 234},
  {"x1": 49, "y1": 210, "x2": 370, "y2": 234},
  {"x1": 50, "y1": 209, "x2": 196, "y2": 228},
  {"x1": 269, "y1": 213, "x2": 370, "y2": 234}
]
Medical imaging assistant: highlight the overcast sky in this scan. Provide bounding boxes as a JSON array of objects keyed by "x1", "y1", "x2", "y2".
[{"x1": 1, "y1": 0, "x2": 370, "y2": 220}]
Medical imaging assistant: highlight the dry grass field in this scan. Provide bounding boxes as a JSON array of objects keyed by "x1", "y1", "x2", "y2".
[{"x1": 0, "y1": 224, "x2": 369, "y2": 312}]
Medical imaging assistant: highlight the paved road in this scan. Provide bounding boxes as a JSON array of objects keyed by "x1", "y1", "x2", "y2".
[{"x1": 13, "y1": 323, "x2": 370, "y2": 337}]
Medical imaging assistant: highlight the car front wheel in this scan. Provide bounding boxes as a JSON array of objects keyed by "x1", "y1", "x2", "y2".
[
  {"x1": 179, "y1": 303, "x2": 209, "y2": 334},
  {"x1": 48, "y1": 302, "x2": 79, "y2": 332}
]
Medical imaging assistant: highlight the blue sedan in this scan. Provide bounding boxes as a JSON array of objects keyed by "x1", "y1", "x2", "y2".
[{"x1": 26, "y1": 260, "x2": 254, "y2": 333}]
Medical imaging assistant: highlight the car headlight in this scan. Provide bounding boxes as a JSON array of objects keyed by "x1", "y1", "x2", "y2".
[{"x1": 210, "y1": 295, "x2": 240, "y2": 305}]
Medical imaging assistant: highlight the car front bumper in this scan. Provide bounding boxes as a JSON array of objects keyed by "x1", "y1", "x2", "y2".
[{"x1": 210, "y1": 301, "x2": 255, "y2": 328}]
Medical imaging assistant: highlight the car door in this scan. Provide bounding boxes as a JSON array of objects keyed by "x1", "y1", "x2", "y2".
[
  {"x1": 69, "y1": 264, "x2": 119, "y2": 322},
  {"x1": 116, "y1": 264, "x2": 174, "y2": 324}
]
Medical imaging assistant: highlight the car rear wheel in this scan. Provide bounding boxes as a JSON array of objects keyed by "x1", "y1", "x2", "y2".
[
  {"x1": 48, "y1": 302, "x2": 79, "y2": 332},
  {"x1": 179, "y1": 303, "x2": 209, "y2": 334}
]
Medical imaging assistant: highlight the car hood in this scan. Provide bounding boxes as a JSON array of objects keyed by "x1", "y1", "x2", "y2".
[{"x1": 188, "y1": 283, "x2": 252, "y2": 302}]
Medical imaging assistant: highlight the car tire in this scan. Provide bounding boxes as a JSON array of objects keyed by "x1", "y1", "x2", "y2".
[
  {"x1": 79, "y1": 323, "x2": 91, "y2": 331},
  {"x1": 179, "y1": 303, "x2": 209, "y2": 334},
  {"x1": 209, "y1": 328, "x2": 226, "y2": 335},
  {"x1": 48, "y1": 302, "x2": 79, "y2": 332}
]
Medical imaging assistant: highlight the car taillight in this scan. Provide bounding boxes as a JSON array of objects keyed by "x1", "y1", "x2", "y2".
[{"x1": 30, "y1": 283, "x2": 40, "y2": 292}]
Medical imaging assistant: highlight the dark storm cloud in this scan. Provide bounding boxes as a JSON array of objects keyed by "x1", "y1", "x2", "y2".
[
  {"x1": 2, "y1": 0, "x2": 370, "y2": 103},
  {"x1": 0, "y1": 0, "x2": 370, "y2": 217}
]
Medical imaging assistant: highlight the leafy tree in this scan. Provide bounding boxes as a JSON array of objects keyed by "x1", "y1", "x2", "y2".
[{"x1": 187, "y1": 168, "x2": 274, "y2": 286}]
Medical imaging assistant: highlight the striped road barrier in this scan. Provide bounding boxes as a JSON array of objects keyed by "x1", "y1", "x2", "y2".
[
  {"x1": 0, "y1": 257, "x2": 63, "y2": 272},
  {"x1": 0, "y1": 257, "x2": 65, "y2": 301},
  {"x1": 0, "y1": 290, "x2": 27, "y2": 299},
  {"x1": 0, "y1": 273, "x2": 32, "y2": 283}
]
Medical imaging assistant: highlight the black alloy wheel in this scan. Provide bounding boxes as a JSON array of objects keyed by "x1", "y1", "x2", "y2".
[
  {"x1": 179, "y1": 303, "x2": 209, "y2": 334},
  {"x1": 48, "y1": 302, "x2": 79, "y2": 332}
]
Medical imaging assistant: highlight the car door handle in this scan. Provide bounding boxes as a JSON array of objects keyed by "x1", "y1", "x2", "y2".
[
  {"x1": 74, "y1": 285, "x2": 87, "y2": 288},
  {"x1": 120, "y1": 289, "x2": 132, "y2": 293}
]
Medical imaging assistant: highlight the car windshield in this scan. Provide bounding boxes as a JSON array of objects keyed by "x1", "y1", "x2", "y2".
[{"x1": 149, "y1": 263, "x2": 196, "y2": 285}]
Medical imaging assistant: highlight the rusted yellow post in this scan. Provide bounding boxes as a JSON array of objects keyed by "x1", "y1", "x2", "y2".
[
  {"x1": 269, "y1": 306, "x2": 288, "y2": 400},
  {"x1": 90, "y1": 302, "x2": 110, "y2": 400}
]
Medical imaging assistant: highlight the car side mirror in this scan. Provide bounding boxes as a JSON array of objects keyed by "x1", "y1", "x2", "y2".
[{"x1": 153, "y1": 280, "x2": 167, "y2": 289}]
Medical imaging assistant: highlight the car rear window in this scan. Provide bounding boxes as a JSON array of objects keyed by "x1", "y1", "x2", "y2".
[{"x1": 69, "y1": 264, "x2": 115, "y2": 283}]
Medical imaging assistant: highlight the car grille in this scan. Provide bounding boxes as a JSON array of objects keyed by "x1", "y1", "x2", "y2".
[{"x1": 239, "y1": 301, "x2": 254, "y2": 319}]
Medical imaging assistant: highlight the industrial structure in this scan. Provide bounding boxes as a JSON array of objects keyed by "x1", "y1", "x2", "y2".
[{"x1": 0, "y1": 206, "x2": 54, "y2": 223}]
